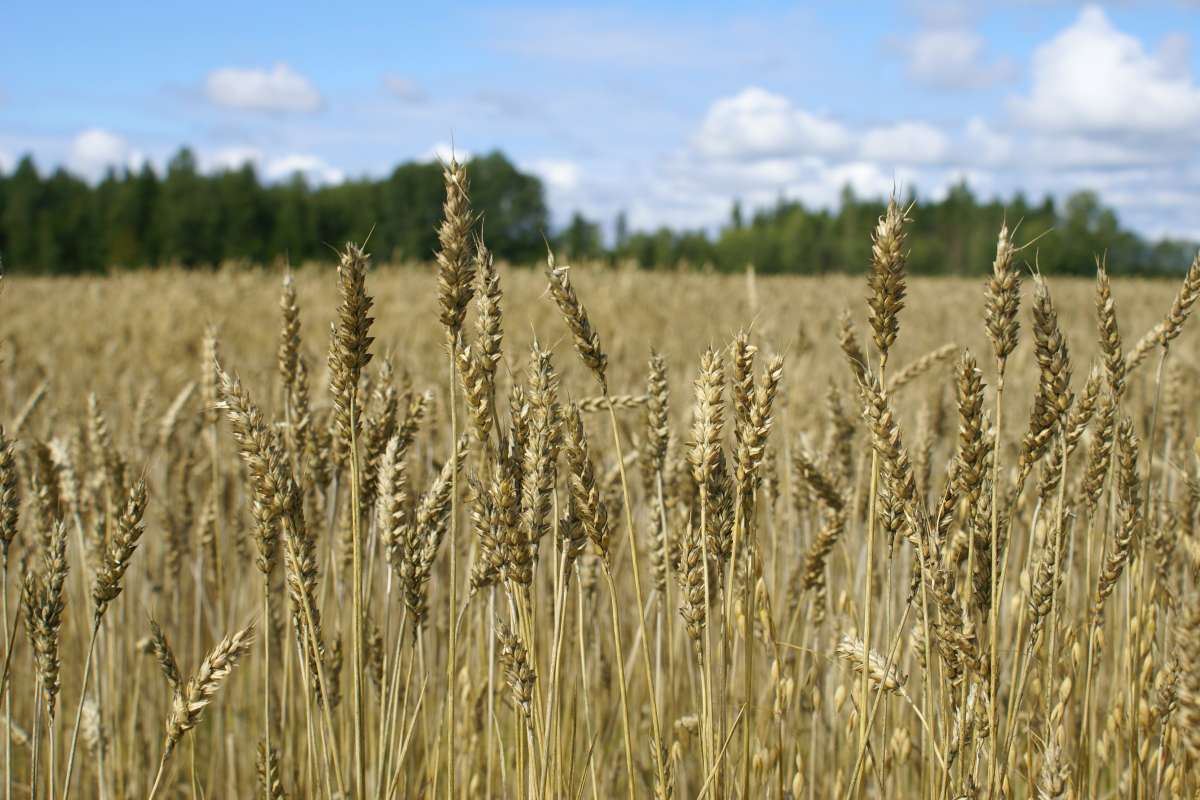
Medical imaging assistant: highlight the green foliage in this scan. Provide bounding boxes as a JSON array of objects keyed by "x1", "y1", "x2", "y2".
[
  {"x1": 0, "y1": 149, "x2": 549, "y2": 272},
  {"x1": 556, "y1": 212, "x2": 603, "y2": 260},
  {"x1": 0, "y1": 150, "x2": 1193, "y2": 277},
  {"x1": 614, "y1": 180, "x2": 1196, "y2": 276}
]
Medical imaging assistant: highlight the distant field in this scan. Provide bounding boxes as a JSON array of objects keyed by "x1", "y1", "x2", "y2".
[
  {"x1": 1, "y1": 224, "x2": 1198, "y2": 798},
  {"x1": 3, "y1": 265, "x2": 1190, "y2": 413}
]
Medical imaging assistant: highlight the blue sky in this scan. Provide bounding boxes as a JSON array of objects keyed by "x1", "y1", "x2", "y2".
[{"x1": 3, "y1": 1, "x2": 1200, "y2": 239}]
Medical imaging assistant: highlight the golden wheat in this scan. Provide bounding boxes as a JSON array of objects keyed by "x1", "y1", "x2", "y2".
[{"x1": 0, "y1": 174, "x2": 1196, "y2": 800}]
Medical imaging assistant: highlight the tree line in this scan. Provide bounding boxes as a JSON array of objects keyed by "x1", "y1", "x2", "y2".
[
  {"x1": 0, "y1": 149, "x2": 548, "y2": 273},
  {"x1": 0, "y1": 147, "x2": 1194, "y2": 275},
  {"x1": 594, "y1": 185, "x2": 1198, "y2": 277}
]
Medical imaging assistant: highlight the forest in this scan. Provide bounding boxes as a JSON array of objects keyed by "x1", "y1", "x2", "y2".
[{"x1": 0, "y1": 147, "x2": 1195, "y2": 275}]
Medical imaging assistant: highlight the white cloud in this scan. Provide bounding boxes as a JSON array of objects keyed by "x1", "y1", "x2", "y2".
[
  {"x1": 965, "y1": 117, "x2": 1013, "y2": 165},
  {"x1": 902, "y1": 27, "x2": 1015, "y2": 90},
  {"x1": 264, "y1": 154, "x2": 344, "y2": 185},
  {"x1": 526, "y1": 158, "x2": 586, "y2": 225},
  {"x1": 0, "y1": 150, "x2": 10, "y2": 173},
  {"x1": 194, "y1": 147, "x2": 347, "y2": 183},
  {"x1": 69, "y1": 128, "x2": 144, "y2": 179},
  {"x1": 661, "y1": 87, "x2": 976, "y2": 230},
  {"x1": 650, "y1": 140, "x2": 931, "y2": 233},
  {"x1": 693, "y1": 87, "x2": 850, "y2": 161},
  {"x1": 1025, "y1": 134, "x2": 1164, "y2": 169},
  {"x1": 819, "y1": 161, "x2": 917, "y2": 204},
  {"x1": 205, "y1": 63, "x2": 322, "y2": 113},
  {"x1": 202, "y1": 146, "x2": 263, "y2": 173},
  {"x1": 423, "y1": 142, "x2": 472, "y2": 164},
  {"x1": 1011, "y1": 6, "x2": 1200, "y2": 136},
  {"x1": 860, "y1": 122, "x2": 950, "y2": 164},
  {"x1": 528, "y1": 159, "x2": 580, "y2": 192},
  {"x1": 487, "y1": 59, "x2": 1200, "y2": 242}
]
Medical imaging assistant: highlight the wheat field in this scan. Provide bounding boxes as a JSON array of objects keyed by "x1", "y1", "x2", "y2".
[{"x1": 0, "y1": 164, "x2": 1198, "y2": 799}]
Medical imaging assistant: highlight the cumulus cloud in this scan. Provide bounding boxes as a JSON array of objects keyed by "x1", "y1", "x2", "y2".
[
  {"x1": 1024, "y1": 135, "x2": 1164, "y2": 170},
  {"x1": 528, "y1": 159, "x2": 580, "y2": 192},
  {"x1": 661, "y1": 87, "x2": 962, "y2": 229},
  {"x1": 643, "y1": 147, "x2": 928, "y2": 233},
  {"x1": 901, "y1": 26, "x2": 1015, "y2": 90},
  {"x1": 820, "y1": 161, "x2": 917, "y2": 203},
  {"x1": 693, "y1": 87, "x2": 850, "y2": 161},
  {"x1": 201, "y1": 146, "x2": 263, "y2": 173},
  {"x1": 964, "y1": 118, "x2": 1013, "y2": 165},
  {"x1": 423, "y1": 142, "x2": 472, "y2": 163},
  {"x1": 264, "y1": 154, "x2": 344, "y2": 185},
  {"x1": 860, "y1": 122, "x2": 950, "y2": 165},
  {"x1": 205, "y1": 63, "x2": 322, "y2": 113},
  {"x1": 69, "y1": 128, "x2": 144, "y2": 179},
  {"x1": 647, "y1": 10, "x2": 1200, "y2": 241},
  {"x1": 525, "y1": 158, "x2": 586, "y2": 225},
  {"x1": 1011, "y1": 6, "x2": 1200, "y2": 136},
  {"x1": 520, "y1": 10, "x2": 1200, "y2": 238},
  {"x1": 194, "y1": 147, "x2": 345, "y2": 184}
]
